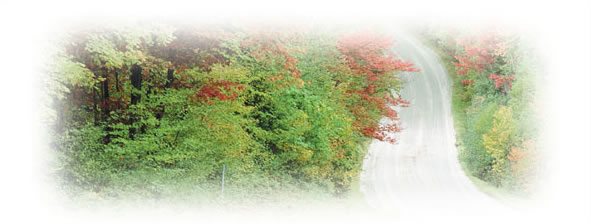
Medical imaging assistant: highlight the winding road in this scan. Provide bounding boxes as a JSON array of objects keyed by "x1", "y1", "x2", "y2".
[{"x1": 360, "y1": 31, "x2": 505, "y2": 219}]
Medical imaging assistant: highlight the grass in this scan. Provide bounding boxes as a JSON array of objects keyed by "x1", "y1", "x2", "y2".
[
  {"x1": 59, "y1": 139, "x2": 377, "y2": 211},
  {"x1": 348, "y1": 139, "x2": 372, "y2": 203}
]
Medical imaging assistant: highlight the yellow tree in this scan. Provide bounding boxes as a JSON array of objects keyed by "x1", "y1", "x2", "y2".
[{"x1": 482, "y1": 106, "x2": 516, "y2": 186}]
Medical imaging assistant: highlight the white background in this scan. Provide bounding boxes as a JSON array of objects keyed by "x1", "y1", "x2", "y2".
[{"x1": 0, "y1": 0, "x2": 589, "y2": 223}]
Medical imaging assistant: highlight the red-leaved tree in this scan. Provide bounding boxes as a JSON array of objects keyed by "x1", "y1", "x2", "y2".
[{"x1": 337, "y1": 32, "x2": 417, "y2": 143}]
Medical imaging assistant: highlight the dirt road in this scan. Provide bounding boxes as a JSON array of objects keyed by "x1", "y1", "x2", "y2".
[{"x1": 360, "y1": 31, "x2": 505, "y2": 219}]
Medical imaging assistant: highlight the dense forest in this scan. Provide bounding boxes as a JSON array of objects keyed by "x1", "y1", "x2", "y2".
[
  {"x1": 43, "y1": 23, "x2": 417, "y2": 202},
  {"x1": 418, "y1": 26, "x2": 541, "y2": 195}
]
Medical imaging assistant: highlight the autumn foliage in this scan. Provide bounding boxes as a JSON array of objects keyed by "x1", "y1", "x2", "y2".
[
  {"x1": 45, "y1": 24, "x2": 416, "y2": 199},
  {"x1": 488, "y1": 73, "x2": 515, "y2": 91},
  {"x1": 422, "y1": 26, "x2": 540, "y2": 193},
  {"x1": 452, "y1": 31, "x2": 517, "y2": 93},
  {"x1": 337, "y1": 32, "x2": 417, "y2": 143},
  {"x1": 195, "y1": 80, "x2": 243, "y2": 103}
]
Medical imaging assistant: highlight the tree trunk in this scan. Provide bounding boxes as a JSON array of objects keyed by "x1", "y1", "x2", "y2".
[
  {"x1": 129, "y1": 64, "x2": 142, "y2": 138},
  {"x1": 166, "y1": 68, "x2": 174, "y2": 88},
  {"x1": 115, "y1": 72, "x2": 120, "y2": 92},
  {"x1": 101, "y1": 71, "x2": 113, "y2": 144},
  {"x1": 93, "y1": 88, "x2": 98, "y2": 126},
  {"x1": 101, "y1": 72, "x2": 110, "y2": 120},
  {"x1": 131, "y1": 64, "x2": 142, "y2": 105}
]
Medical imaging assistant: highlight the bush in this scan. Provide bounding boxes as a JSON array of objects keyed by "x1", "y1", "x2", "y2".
[
  {"x1": 46, "y1": 24, "x2": 414, "y2": 201},
  {"x1": 419, "y1": 26, "x2": 540, "y2": 193}
]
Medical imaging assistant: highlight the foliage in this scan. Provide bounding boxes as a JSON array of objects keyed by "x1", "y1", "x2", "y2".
[
  {"x1": 418, "y1": 26, "x2": 540, "y2": 193},
  {"x1": 336, "y1": 31, "x2": 417, "y2": 143},
  {"x1": 482, "y1": 106, "x2": 516, "y2": 186},
  {"x1": 45, "y1": 24, "x2": 415, "y2": 201}
]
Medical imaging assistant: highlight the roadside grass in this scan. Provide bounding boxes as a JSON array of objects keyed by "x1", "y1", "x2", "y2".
[
  {"x1": 348, "y1": 139, "x2": 372, "y2": 205},
  {"x1": 61, "y1": 139, "x2": 376, "y2": 211},
  {"x1": 215, "y1": 138, "x2": 374, "y2": 211}
]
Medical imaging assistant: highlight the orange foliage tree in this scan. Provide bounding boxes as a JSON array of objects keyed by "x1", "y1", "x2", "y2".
[{"x1": 337, "y1": 32, "x2": 417, "y2": 143}]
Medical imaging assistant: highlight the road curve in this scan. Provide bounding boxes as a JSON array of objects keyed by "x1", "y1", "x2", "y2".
[{"x1": 360, "y1": 31, "x2": 504, "y2": 218}]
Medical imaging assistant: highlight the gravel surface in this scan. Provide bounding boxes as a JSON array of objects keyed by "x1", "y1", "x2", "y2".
[{"x1": 360, "y1": 31, "x2": 506, "y2": 219}]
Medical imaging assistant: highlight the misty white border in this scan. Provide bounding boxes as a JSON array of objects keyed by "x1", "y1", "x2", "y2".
[{"x1": 1, "y1": 0, "x2": 589, "y2": 223}]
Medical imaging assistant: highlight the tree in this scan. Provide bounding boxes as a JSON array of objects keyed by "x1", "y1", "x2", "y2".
[
  {"x1": 337, "y1": 31, "x2": 417, "y2": 143},
  {"x1": 482, "y1": 106, "x2": 516, "y2": 186}
]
